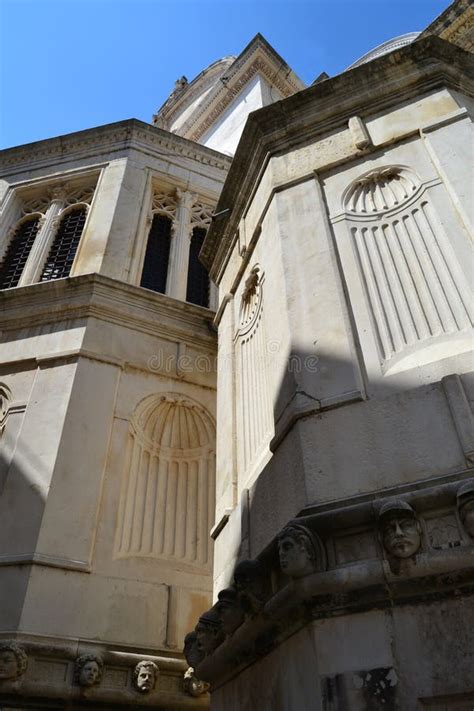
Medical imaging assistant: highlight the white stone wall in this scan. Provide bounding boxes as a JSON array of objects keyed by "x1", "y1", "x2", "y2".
[
  {"x1": 212, "y1": 85, "x2": 474, "y2": 610},
  {"x1": 0, "y1": 122, "x2": 230, "y2": 706},
  {"x1": 201, "y1": 74, "x2": 277, "y2": 156}
]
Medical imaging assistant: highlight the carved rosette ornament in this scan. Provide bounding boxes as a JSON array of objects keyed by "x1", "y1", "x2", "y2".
[
  {"x1": 0, "y1": 642, "x2": 28, "y2": 681},
  {"x1": 74, "y1": 654, "x2": 104, "y2": 687},
  {"x1": 457, "y1": 480, "x2": 474, "y2": 538},
  {"x1": 133, "y1": 660, "x2": 159, "y2": 693},
  {"x1": 377, "y1": 500, "x2": 422, "y2": 559}
]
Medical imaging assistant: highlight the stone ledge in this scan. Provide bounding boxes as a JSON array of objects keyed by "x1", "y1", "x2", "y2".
[
  {"x1": 188, "y1": 472, "x2": 474, "y2": 688},
  {"x1": 0, "y1": 635, "x2": 208, "y2": 709},
  {"x1": 0, "y1": 119, "x2": 232, "y2": 175},
  {"x1": 0, "y1": 273, "x2": 217, "y2": 350}
]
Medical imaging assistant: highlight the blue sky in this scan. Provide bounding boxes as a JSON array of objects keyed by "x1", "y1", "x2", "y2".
[{"x1": 1, "y1": 0, "x2": 448, "y2": 149}]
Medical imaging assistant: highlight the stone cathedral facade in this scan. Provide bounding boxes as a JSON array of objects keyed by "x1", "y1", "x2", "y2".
[{"x1": 0, "y1": 2, "x2": 473, "y2": 710}]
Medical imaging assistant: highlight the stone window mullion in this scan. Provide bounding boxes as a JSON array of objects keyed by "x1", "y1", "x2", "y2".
[
  {"x1": 166, "y1": 188, "x2": 194, "y2": 301},
  {"x1": 18, "y1": 187, "x2": 67, "y2": 286}
]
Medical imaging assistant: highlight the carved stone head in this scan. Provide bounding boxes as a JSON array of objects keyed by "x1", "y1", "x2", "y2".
[
  {"x1": 278, "y1": 523, "x2": 326, "y2": 578},
  {"x1": 183, "y1": 667, "x2": 210, "y2": 697},
  {"x1": 133, "y1": 660, "x2": 159, "y2": 693},
  {"x1": 378, "y1": 500, "x2": 421, "y2": 559},
  {"x1": 233, "y1": 559, "x2": 269, "y2": 615},
  {"x1": 0, "y1": 642, "x2": 28, "y2": 681},
  {"x1": 457, "y1": 480, "x2": 474, "y2": 538},
  {"x1": 195, "y1": 608, "x2": 224, "y2": 656},
  {"x1": 216, "y1": 586, "x2": 245, "y2": 636},
  {"x1": 74, "y1": 654, "x2": 104, "y2": 687},
  {"x1": 183, "y1": 631, "x2": 204, "y2": 669}
]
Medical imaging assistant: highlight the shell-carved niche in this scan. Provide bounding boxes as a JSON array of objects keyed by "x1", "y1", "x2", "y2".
[
  {"x1": 234, "y1": 266, "x2": 273, "y2": 476},
  {"x1": 344, "y1": 166, "x2": 419, "y2": 215},
  {"x1": 114, "y1": 394, "x2": 215, "y2": 567},
  {"x1": 342, "y1": 165, "x2": 472, "y2": 363}
]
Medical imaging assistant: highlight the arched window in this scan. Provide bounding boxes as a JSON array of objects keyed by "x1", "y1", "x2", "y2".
[
  {"x1": 186, "y1": 227, "x2": 210, "y2": 307},
  {"x1": 140, "y1": 214, "x2": 172, "y2": 293},
  {"x1": 40, "y1": 205, "x2": 87, "y2": 282},
  {"x1": 0, "y1": 215, "x2": 42, "y2": 289}
]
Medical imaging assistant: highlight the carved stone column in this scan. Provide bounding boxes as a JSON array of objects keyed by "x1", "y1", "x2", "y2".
[
  {"x1": 18, "y1": 185, "x2": 67, "y2": 285},
  {"x1": 167, "y1": 188, "x2": 194, "y2": 301}
]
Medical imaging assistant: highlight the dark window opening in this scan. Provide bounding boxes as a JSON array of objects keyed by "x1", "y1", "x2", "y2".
[
  {"x1": 140, "y1": 214, "x2": 172, "y2": 294},
  {"x1": 0, "y1": 216, "x2": 41, "y2": 289},
  {"x1": 186, "y1": 227, "x2": 210, "y2": 308},
  {"x1": 40, "y1": 206, "x2": 87, "y2": 282}
]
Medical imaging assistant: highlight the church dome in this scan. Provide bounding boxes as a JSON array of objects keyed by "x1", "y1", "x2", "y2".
[{"x1": 347, "y1": 32, "x2": 420, "y2": 69}]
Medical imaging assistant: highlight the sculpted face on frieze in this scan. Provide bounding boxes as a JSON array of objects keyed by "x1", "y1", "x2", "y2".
[
  {"x1": 184, "y1": 631, "x2": 204, "y2": 669},
  {"x1": 133, "y1": 660, "x2": 159, "y2": 693},
  {"x1": 216, "y1": 586, "x2": 245, "y2": 636},
  {"x1": 195, "y1": 608, "x2": 224, "y2": 656},
  {"x1": 378, "y1": 500, "x2": 422, "y2": 559},
  {"x1": 233, "y1": 559, "x2": 269, "y2": 615},
  {"x1": 75, "y1": 654, "x2": 104, "y2": 687},
  {"x1": 0, "y1": 642, "x2": 28, "y2": 681},
  {"x1": 277, "y1": 523, "x2": 327, "y2": 578},
  {"x1": 457, "y1": 480, "x2": 474, "y2": 538}
]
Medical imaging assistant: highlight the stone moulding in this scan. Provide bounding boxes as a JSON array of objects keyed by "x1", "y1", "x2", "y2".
[
  {"x1": 0, "y1": 119, "x2": 232, "y2": 176},
  {"x1": 0, "y1": 273, "x2": 218, "y2": 350},
  {"x1": 0, "y1": 639, "x2": 208, "y2": 709},
  {"x1": 153, "y1": 57, "x2": 236, "y2": 129},
  {"x1": 197, "y1": 550, "x2": 474, "y2": 688},
  {"x1": 189, "y1": 473, "x2": 474, "y2": 689}
]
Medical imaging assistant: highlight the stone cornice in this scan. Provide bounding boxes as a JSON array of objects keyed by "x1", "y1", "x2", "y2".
[
  {"x1": 0, "y1": 119, "x2": 232, "y2": 177},
  {"x1": 421, "y1": 0, "x2": 473, "y2": 51},
  {"x1": 0, "y1": 274, "x2": 217, "y2": 351},
  {"x1": 201, "y1": 36, "x2": 474, "y2": 280}
]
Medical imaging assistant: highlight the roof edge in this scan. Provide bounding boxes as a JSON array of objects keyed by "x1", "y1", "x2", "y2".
[
  {"x1": 201, "y1": 35, "x2": 474, "y2": 280},
  {"x1": 0, "y1": 119, "x2": 233, "y2": 175}
]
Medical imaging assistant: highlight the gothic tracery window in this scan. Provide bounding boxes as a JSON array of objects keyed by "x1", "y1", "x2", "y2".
[
  {"x1": 186, "y1": 226, "x2": 210, "y2": 307},
  {"x1": 0, "y1": 215, "x2": 42, "y2": 289},
  {"x1": 140, "y1": 214, "x2": 172, "y2": 293},
  {"x1": 40, "y1": 205, "x2": 87, "y2": 282},
  {"x1": 0, "y1": 181, "x2": 95, "y2": 289}
]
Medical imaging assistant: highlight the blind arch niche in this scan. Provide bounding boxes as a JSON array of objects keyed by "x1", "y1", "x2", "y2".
[
  {"x1": 341, "y1": 165, "x2": 472, "y2": 370},
  {"x1": 115, "y1": 393, "x2": 216, "y2": 568}
]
